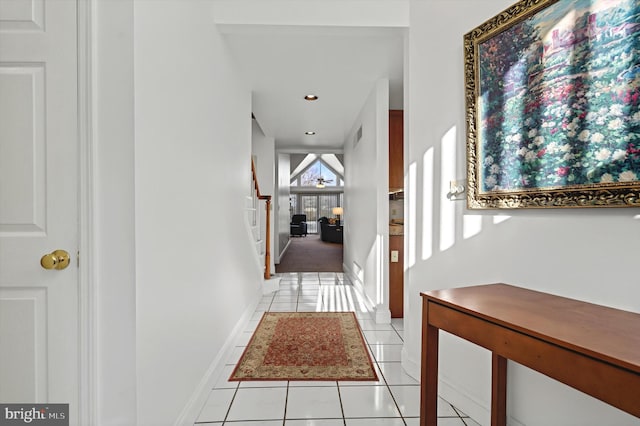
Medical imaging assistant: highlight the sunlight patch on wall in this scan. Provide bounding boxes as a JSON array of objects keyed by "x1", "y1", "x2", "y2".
[
  {"x1": 493, "y1": 215, "x2": 512, "y2": 225},
  {"x1": 408, "y1": 162, "x2": 417, "y2": 268},
  {"x1": 463, "y1": 214, "x2": 482, "y2": 240},
  {"x1": 422, "y1": 148, "x2": 434, "y2": 259},
  {"x1": 353, "y1": 261, "x2": 364, "y2": 284},
  {"x1": 346, "y1": 283, "x2": 368, "y2": 312},
  {"x1": 440, "y1": 126, "x2": 457, "y2": 252}
]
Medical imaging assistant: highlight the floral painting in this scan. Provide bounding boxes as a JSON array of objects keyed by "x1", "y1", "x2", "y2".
[{"x1": 465, "y1": 0, "x2": 640, "y2": 208}]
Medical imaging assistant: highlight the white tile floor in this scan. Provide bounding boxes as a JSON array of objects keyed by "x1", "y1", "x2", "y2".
[{"x1": 194, "y1": 272, "x2": 480, "y2": 426}]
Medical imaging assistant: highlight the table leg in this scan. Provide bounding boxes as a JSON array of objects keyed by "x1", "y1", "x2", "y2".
[
  {"x1": 421, "y1": 300, "x2": 439, "y2": 426},
  {"x1": 491, "y1": 353, "x2": 507, "y2": 426}
]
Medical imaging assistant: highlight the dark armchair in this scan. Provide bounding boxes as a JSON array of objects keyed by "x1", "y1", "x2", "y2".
[
  {"x1": 318, "y1": 217, "x2": 343, "y2": 243},
  {"x1": 290, "y1": 214, "x2": 308, "y2": 237}
]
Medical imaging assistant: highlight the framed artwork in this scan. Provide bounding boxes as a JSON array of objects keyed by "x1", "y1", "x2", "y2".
[{"x1": 464, "y1": 0, "x2": 640, "y2": 208}]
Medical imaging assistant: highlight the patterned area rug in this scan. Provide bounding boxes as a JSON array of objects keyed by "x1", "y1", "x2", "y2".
[{"x1": 230, "y1": 312, "x2": 378, "y2": 381}]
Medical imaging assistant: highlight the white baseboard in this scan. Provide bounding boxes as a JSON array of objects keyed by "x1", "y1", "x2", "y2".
[
  {"x1": 374, "y1": 305, "x2": 391, "y2": 324},
  {"x1": 343, "y1": 262, "x2": 390, "y2": 324},
  {"x1": 174, "y1": 297, "x2": 260, "y2": 426},
  {"x1": 263, "y1": 275, "x2": 281, "y2": 294},
  {"x1": 401, "y1": 346, "x2": 420, "y2": 381},
  {"x1": 397, "y1": 354, "x2": 492, "y2": 426},
  {"x1": 342, "y1": 262, "x2": 375, "y2": 317},
  {"x1": 278, "y1": 238, "x2": 291, "y2": 261},
  {"x1": 438, "y1": 377, "x2": 492, "y2": 426},
  {"x1": 402, "y1": 345, "x2": 497, "y2": 426},
  {"x1": 439, "y1": 378, "x2": 524, "y2": 426}
]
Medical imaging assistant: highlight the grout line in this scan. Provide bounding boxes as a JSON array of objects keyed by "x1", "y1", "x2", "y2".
[
  {"x1": 221, "y1": 385, "x2": 240, "y2": 424},
  {"x1": 335, "y1": 382, "x2": 347, "y2": 426},
  {"x1": 453, "y1": 405, "x2": 471, "y2": 420},
  {"x1": 282, "y1": 382, "x2": 290, "y2": 426},
  {"x1": 391, "y1": 326, "x2": 404, "y2": 343},
  {"x1": 361, "y1": 336, "x2": 408, "y2": 422},
  {"x1": 378, "y1": 361, "x2": 408, "y2": 424}
]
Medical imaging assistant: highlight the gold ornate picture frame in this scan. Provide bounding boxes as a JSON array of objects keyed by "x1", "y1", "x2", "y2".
[{"x1": 465, "y1": 0, "x2": 640, "y2": 209}]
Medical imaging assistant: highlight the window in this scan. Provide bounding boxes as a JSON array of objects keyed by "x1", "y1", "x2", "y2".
[
  {"x1": 291, "y1": 158, "x2": 343, "y2": 188},
  {"x1": 291, "y1": 193, "x2": 343, "y2": 234},
  {"x1": 289, "y1": 155, "x2": 344, "y2": 233}
]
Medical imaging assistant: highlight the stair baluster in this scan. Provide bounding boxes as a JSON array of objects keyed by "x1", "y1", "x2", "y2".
[{"x1": 251, "y1": 159, "x2": 272, "y2": 280}]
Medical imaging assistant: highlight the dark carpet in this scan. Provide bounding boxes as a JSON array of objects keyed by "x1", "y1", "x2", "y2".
[{"x1": 276, "y1": 234, "x2": 343, "y2": 273}]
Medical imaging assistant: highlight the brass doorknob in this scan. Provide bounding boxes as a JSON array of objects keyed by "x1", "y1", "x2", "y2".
[{"x1": 40, "y1": 250, "x2": 71, "y2": 270}]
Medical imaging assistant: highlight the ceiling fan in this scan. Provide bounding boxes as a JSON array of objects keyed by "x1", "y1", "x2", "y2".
[
  {"x1": 317, "y1": 176, "x2": 333, "y2": 184},
  {"x1": 315, "y1": 163, "x2": 333, "y2": 188},
  {"x1": 316, "y1": 177, "x2": 333, "y2": 188}
]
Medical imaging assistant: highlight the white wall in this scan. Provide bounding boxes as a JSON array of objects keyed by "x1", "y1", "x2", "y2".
[
  {"x1": 276, "y1": 153, "x2": 291, "y2": 261},
  {"x1": 252, "y1": 120, "x2": 276, "y2": 273},
  {"x1": 134, "y1": 1, "x2": 263, "y2": 424},
  {"x1": 344, "y1": 79, "x2": 391, "y2": 323},
  {"x1": 93, "y1": 1, "x2": 137, "y2": 424},
  {"x1": 404, "y1": 1, "x2": 640, "y2": 425}
]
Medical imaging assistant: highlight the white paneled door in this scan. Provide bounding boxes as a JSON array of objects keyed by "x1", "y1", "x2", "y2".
[{"x1": 0, "y1": 0, "x2": 80, "y2": 422}]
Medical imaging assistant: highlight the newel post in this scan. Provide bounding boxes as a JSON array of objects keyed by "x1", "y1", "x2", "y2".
[{"x1": 263, "y1": 196, "x2": 271, "y2": 279}]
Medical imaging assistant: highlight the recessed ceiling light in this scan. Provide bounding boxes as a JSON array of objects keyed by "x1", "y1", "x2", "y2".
[
  {"x1": 304, "y1": 94, "x2": 318, "y2": 101},
  {"x1": 305, "y1": 131, "x2": 316, "y2": 135}
]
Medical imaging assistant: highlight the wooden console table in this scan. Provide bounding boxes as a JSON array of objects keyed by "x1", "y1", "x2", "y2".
[{"x1": 420, "y1": 284, "x2": 640, "y2": 426}]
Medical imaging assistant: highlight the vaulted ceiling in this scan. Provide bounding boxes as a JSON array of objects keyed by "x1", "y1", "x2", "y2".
[{"x1": 219, "y1": 25, "x2": 405, "y2": 152}]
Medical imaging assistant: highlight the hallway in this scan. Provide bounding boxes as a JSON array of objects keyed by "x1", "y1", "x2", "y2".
[{"x1": 194, "y1": 272, "x2": 480, "y2": 425}]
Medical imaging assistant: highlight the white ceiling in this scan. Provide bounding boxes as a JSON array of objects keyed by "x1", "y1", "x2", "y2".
[{"x1": 219, "y1": 25, "x2": 405, "y2": 151}]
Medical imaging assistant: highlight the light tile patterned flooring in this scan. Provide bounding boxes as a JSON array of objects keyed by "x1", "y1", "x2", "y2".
[{"x1": 194, "y1": 272, "x2": 480, "y2": 426}]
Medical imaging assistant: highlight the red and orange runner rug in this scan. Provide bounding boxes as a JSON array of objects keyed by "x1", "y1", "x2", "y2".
[{"x1": 230, "y1": 312, "x2": 378, "y2": 381}]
